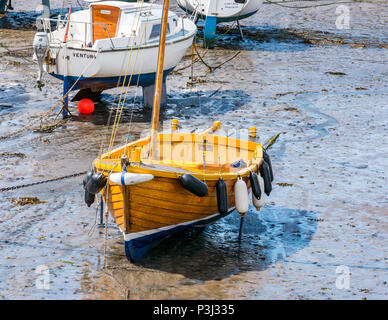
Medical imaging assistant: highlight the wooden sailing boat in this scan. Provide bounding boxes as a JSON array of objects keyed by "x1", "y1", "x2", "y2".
[{"x1": 84, "y1": 0, "x2": 273, "y2": 262}]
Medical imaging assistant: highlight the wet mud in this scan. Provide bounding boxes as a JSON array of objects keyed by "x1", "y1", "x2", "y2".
[{"x1": 0, "y1": 1, "x2": 387, "y2": 299}]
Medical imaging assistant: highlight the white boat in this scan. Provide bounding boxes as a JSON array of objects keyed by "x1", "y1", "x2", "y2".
[
  {"x1": 176, "y1": 0, "x2": 263, "y2": 47},
  {"x1": 33, "y1": 1, "x2": 197, "y2": 110}
]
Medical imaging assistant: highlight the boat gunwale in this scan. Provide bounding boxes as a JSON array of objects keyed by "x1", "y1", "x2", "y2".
[
  {"x1": 48, "y1": 27, "x2": 196, "y2": 52},
  {"x1": 94, "y1": 133, "x2": 263, "y2": 180}
]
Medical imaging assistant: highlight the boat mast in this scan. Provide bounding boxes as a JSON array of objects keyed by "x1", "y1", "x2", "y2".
[{"x1": 149, "y1": 0, "x2": 170, "y2": 160}]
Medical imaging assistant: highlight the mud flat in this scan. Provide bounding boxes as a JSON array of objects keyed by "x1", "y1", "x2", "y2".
[{"x1": 0, "y1": 1, "x2": 387, "y2": 299}]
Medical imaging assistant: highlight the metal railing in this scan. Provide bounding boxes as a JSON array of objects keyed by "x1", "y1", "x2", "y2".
[{"x1": 37, "y1": 17, "x2": 116, "y2": 49}]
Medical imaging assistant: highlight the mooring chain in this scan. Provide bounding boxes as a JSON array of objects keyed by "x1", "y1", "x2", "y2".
[{"x1": 0, "y1": 171, "x2": 87, "y2": 192}]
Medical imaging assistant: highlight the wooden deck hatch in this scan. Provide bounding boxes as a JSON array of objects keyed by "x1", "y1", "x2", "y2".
[{"x1": 92, "y1": 5, "x2": 120, "y2": 43}]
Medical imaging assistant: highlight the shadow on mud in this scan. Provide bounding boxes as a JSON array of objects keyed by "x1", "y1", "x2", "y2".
[
  {"x1": 135, "y1": 206, "x2": 318, "y2": 281},
  {"x1": 201, "y1": 25, "x2": 312, "y2": 52},
  {"x1": 0, "y1": 12, "x2": 38, "y2": 30},
  {"x1": 0, "y1": 84, "x2": 29, "y2": 112},
  {"x1": 71, "y1": 89, "x2": 251, "y2": 126}
]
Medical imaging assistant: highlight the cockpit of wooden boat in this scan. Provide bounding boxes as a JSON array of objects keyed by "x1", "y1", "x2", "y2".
[{"x1": 94, "y1": 130, "x2": 264, "y2": 180}]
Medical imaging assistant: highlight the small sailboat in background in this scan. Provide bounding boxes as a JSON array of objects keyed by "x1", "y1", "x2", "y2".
[
  {"x1": 177, "y1": 0, "x2": 264, "y2": 47},
  {"x1": 32, "y1": 1, "x2": 196, "y2": 112},
  {"x1": 83, "y1": 0, "x2": 274, "y2": 262}
]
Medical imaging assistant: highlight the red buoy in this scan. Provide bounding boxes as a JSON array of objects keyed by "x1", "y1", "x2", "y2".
[{"x1": 78, "y1": 99, "x2": 94, "y2": 114}]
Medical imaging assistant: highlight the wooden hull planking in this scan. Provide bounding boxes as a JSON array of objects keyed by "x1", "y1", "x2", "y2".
[{"x1": 102, "y1": 175, "x2": 251, "y2": 234}]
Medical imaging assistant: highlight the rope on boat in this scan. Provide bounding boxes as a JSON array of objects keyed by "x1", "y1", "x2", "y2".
[
  {"x1": 107, "y1": 0, "x2": 150, "y2": 155},
  {"x1": 105, "y1": 2, "x2": 239, "y2": 151},
  {"x1": 103, "y1": 185, "x2": 109, "y2": 269},
  {"x1": 109, "y1": 0, "x2": 157, "y2": 155}
]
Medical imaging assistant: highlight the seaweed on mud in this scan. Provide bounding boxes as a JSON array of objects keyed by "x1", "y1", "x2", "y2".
[
  {"x1": 9, "y1": 197, "x2": 47, "y2": 206},
  {"x1": 276, "y1": 182, "x2": 294, "y2": 187},
  {"x1": 0, "y1": 152, "x2": 26, "y2": 159},
  {"x1": 325, "y1": 71, "x2": 347, "y2": 76}
]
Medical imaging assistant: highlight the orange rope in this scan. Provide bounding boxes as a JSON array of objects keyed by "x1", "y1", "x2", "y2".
[{"x1": 63, "y1": 5, "x2": 72, "y2": 43}]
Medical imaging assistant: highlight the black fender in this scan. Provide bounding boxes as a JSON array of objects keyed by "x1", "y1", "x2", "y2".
[
  {"x1": 260, "y1": 161, "x2": 272, "y2": 196},
  {"x1": 83, "y1": 169, "x2": 93, "y2": 188},
  {"x1": 249, "y1": 171, "x2": 262, "y2": 200},
  {"x1": 179, "y1": 174, "x2": 208, "y2": 197},
  {"x1": 263, "y1": 149, "x2": 274, "y2": 182},
  {"x1": 85, "y1": 172, "x2": 107, "y2": 195},
  {"x1": 216, "y1": 177, "x2": 228, "y2": 214},
  {"x1": 84, "y1": 189, "x2": 95, "y2": 207}
]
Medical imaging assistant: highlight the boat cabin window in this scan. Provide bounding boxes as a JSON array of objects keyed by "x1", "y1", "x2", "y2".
[
  {"x1": 149, "y1": 23, "x2": 170, "y2": 40},
  {"x1": 234, "y1": 0, "x2": 247, "y2": 3}
]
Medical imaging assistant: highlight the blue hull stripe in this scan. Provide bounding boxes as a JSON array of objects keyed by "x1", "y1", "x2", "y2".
[
  {"x1": 124, "y1": 210, "x2": 233, "y2": 262},
  {"x1": 50, "y1": 67, "x2": 175, "y2": 91}
]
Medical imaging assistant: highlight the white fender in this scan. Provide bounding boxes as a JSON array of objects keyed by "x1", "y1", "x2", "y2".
[
  {"x1": 234, "y1": 177, "x2": 249, "y2": 215},
  {"x1": 109, "y1": 172, "x2": 154, "y2": 186},
  {"x1": 252, "y1": 173, "x2": 265, "y2": 210}
]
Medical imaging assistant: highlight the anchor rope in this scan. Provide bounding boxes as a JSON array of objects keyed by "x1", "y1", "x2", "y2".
[{"x1": 0, "y1": 49, "x2": 101, "y2": 140}]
